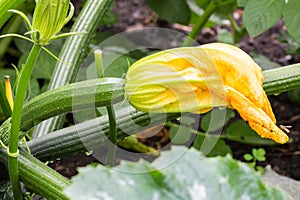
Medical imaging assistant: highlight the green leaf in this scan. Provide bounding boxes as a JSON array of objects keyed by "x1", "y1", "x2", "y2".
[
  {"x1": 195, "y1": 0, "x2": 209, "y2": 8},
  {"x1": 253, "y1": 148, "x2": 266, "y2": 162},
  {"x1": 217, "y1": 29, "x2": 234, "y2": 45},
  {"x1": 0, "y1": 0, "x2": 25, "y2": 28},
  {"x1": 145, "y1": 0, "x2": 190, "y2": 24},
  {"x1": 214, "y1": 0, "x2": 236, "y2": 17},
  {"x1": 193, "y1": 134, "x2": 232, "y2": 157},
  {"x1": 99, "y1": 1, "x2": 118, "y2": 27},
  {"x1": 86, "y1": 55, "x2": 136, "y2": 80},
  {"x1": 252, "y1": 53, "x2": 281, "y2": 70},
  {"x1": 243, "y1": 153, "x2": 253, "y2": 161},
  {"x1": 256, "y1": 166, "x2": 265, "y2": 173},
  {"x1": 287, "y1": 88, "x2": 300, "y2": 103},
  {"x1": 200, "y1": 108, "x2": 235, "y2": 132},
  {"x1": 65, "y1": 147, "x2": 291, "y2": 200},
  {"x1": 237, "y1": 0, "x2": 248, "y2": 7},
  {"x1": 169, "y1": 116, "x2": 195, "y2": 145},
  {"x1": 278, "y1": 32, "x2": 300, "y2": 54},
  {"x1": 224, "y1": 120, "x2": 276, "y2": 145},
  {"x1": 187, "y1": 1, "x2": 229, "y2": 26},
  {"x1": 243, "y1": 0, "x2": 285, "y2": 38},
  {"x1": 283, "y1": 0, "x2": 300, "y2": 45}
]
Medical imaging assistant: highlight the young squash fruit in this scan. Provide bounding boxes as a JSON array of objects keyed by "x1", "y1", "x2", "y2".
[{"x1": 125, "y1": 43, "x2": 289, "y2": 144}]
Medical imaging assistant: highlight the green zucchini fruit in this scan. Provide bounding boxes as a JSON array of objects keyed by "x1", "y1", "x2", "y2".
[
  {"x1": 0, "y1": 78, "x2": 124, "y2": 146},
  {"x1": 29, "y1": 106, "x2": 180, "y2": 160},
  {"x1": 0, "y1": 149, "x2": 70, "y2": 200}
]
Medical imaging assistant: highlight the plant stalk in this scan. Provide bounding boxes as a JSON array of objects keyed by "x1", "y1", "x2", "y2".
[
  {"x1": 8, "y1": 43, "x2": 41, "y2": 200},
  {"x1": 94, "y1": 49, "x2": 118, "y2": 166},
  {"x1": 182, "y1": 1, "x2": 216, "y2": 47},
  {"x1": 106, "y1": 105, "x2": 117, "y2": 166}
]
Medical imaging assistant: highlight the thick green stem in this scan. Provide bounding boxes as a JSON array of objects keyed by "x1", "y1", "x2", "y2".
[
  {"x1": 182, "y1": 1, "x2": 216, "y2": 47},
  {"x1": 106, "y1": 105, "x2": 117, "y2": 166},
  {"x1": 8, "y1": 43, "x2": 41, "y2": 200},
  {"x1": 262, "y1": 63, "x2": 300, "y2": 95},
  {"x1": 94, "y1": 49, "x2": 118, "y2": 166}
]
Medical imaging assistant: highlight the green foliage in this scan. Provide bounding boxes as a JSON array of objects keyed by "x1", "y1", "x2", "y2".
[
  {"x1": 242, "y1": 0, "x2": 300, "y2": 46},
  {"x1": 243, "y1": 148, "x2": 266, "y2": 173},
  {"x1": 287, "y1": 88, "x2": 300, "y2": 103},
  {"x1": 283, "y1": 0, "x2": 300, "y2": 45},
  {"x1": 224, "y1": 120, "x2": 276, "y2": 145},
  {"x1": 278, "y1": 32, "x2": 300, "y2": 54},
  {"x1": 237, "y1": 0, "x2": 248, "y2": 7},
  {"x1": 169, "y1": 115, "x2": 195, "y2": 145},
  {"x1": 193, "y1": 134, "x2": 232, "y2": 156},
  {"x1": 200, "y1": 108, "x2": 235, "y2": 132},
  {"x1": 86, "y1": 55, "x2": 135, "y2": 80},
  {"x1": 99, "y1": 1, "x2": 118, "y2": 27},
  {"x1": 252, "y1": 53, "x2": 281, "y2": 70},
  {"x1": 145, "y1": 0, "x2": 191, "y2": 24},
  {"x1": 243, "y1": 0, "x2": 285, "y2": 38},
  {"x1": 0, "y1": 0, "x2": 25, "y2": 28},
  {"x1": 65, "y1": 147, "x2": 291, "y2": 200}
]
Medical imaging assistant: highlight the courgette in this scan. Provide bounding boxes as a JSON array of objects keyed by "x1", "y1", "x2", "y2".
[
  {"x1": 28, "y1": 106, "x2": 179, "y2": 160},
  {"x1": 0, "y1": 149, "x2": 70, "y2": 200},
  {"x1": 0, "y1": 78, "x2": 124, "y2": 146}
]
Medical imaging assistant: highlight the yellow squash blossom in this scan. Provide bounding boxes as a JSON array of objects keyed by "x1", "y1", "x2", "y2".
[{"x1": 125, "y1": 43, "x2": 289, "y2": 144}]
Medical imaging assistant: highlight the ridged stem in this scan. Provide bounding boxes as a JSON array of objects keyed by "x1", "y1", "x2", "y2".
[{"x1": 262, "y1": 63, "x2": 300, "y2": 95}]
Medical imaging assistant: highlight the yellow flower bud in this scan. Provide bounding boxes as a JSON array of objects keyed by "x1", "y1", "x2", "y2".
[
  {"x1": 125, "y1": 43, "x2": 289, "y2": 144},
  {"x1": 32, "y1": 0, "x2": 74, "y2": 45}
]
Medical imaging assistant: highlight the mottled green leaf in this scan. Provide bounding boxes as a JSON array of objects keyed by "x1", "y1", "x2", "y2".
[
  {"x1": 283, "y1": 0, "x2": 300, "y2": 45},
  {"x1": 145, "y1": 0, "x2": 190, "y2": 24},
  {"x1": 243, "y1": 0, "x2": 285, "y2": 37},
  {"x1": 66, "y1": 147, "x2": 291, "y2": 200}
]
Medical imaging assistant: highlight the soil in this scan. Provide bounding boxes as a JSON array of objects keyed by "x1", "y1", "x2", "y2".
[{"x1": 1, "y1": 0, "x2": 300, "y2": 184}]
